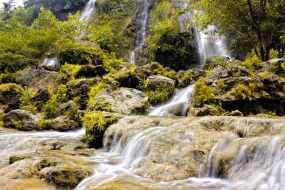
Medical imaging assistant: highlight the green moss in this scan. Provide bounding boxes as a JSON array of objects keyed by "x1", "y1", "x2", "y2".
[
  {"x1": 81, "y1": 112, "x2": 118, "y2": 145},
  {"x1": 87, "y1": 82, "x2": 109, "y2": 110},
  {"x1": 0, "y1": 73, "x2": 15, "y2": 83},
  {"x1": 138, "y1": 79, "x2": 174, "y2": 105},
  {"x1": 43, "y1": 85, "x2": 68, "y2": 119},
  {"x1": 19, "y1": 87, "x2": 38, "y2": 114},
  {"x1": 217, "y1": 79, "x2": 227, "y2": 91},
  {"x1": 0, "y1": 83, "x2": 24, "y2": 105},
  {"x1": 192, "y1": 78, "x2": 215, "y2": 107},
  {"x1": 241, "y1": 53, "x2": 261, "y2": 71},
  {"x1": 260, "y1": 70, "x2": 269, "y2": 80},
  {"x1": 57, "y1": 64, "x2": 82, "y2": 84}
]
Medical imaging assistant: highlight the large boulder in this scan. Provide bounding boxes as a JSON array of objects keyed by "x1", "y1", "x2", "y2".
[
  {"x1": 139, "y1": 75, "x2": 175, "y2": 105},
  {"x1": 3, "y1": 109, "x2": 41, "y2": 131},
  {"x1": 15, "y1": 69, "x2": 58, "y2": 90},
  {"x1": 89, "y1": 88, "x2": 149, "y2": 115}
]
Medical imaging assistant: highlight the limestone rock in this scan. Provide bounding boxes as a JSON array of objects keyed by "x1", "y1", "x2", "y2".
[
  {"x1": 3, "y1": 109, "x2": 41, "y2": 131},
  {"x1": 91, "y1": 88, "x2": 149, "y2": 115}
]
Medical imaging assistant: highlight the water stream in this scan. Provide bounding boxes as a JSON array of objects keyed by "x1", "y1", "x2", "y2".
[
  {"x1": 0, "y1": 128, "x2": 85, "y2": 167},
  {"x1": 148, "y1": 85, "x2": 194, "y2": 116}
]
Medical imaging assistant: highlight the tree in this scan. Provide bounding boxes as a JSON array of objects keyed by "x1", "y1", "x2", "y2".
[
  {"x1": 0, "y1": 7, "x2": 86, "y2": 72},
  {"x1": 189, "y1": 0, "x2": 285, "y2": 61},
  {"x1": 2, "y1": 0, "x2": 15, "y2": 12}
]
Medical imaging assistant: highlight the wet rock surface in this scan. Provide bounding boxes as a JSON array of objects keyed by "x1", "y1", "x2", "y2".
[{"x1": 104, "y1": 116, "x2": 285, "y2": 181}]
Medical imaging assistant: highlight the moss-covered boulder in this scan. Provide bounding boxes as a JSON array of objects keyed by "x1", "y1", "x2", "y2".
[
  {"x1": 3, "y1": 109, "x2": 41, "y2": 131},
  {"x1": 89, "y1": 87, "x2": 150, "y2": 115},
  {"x1": 139, "y1": 75, "x2": 175, "y2": 105},
  {"x1": 82, "y1": 112, "x2": 119, "y2": 148},
  {"x1": 154, "y1": 32, "x2": 198, "y2": 71},
  {"x1": 75, "y1": 65, "x2": 107, "y2": 78},
  {"x1": 0, "y1": 83, "x2": 24, "y2": 110},
  {"x1": 59, "y1": 41, "x2": 105, "y2": 66}
]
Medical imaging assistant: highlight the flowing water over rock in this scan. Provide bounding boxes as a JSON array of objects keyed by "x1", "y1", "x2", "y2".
[
  {"x1": 80, "y1": 0, "x2": 96, "y2": 23},
  {"x1": 148, "y1": 85, "x2": 194, "y2": 116},
  {"x1": 196, "y1": 25, "x2": 230, "y2": 67},
  {"x1": 130, "y1": 0, "x2": 150, "y2": 64},
  {"x1": 74, "y1": 115, "x2": 285, "y2": 190},
  {"x1": 0, "y1": 128, "x2": 85, "y2": 166},
  {"x1": 176, "y1": 2, "x2": 230, "y2": 67}
]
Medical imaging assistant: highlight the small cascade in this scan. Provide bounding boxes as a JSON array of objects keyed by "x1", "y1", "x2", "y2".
[
  {"x1": 201, "y1": 136, "x2": 285, "y2": 190},
  {"x1": 148, "y1": 85, "x2": 194, "y2": 116},
  {"x1": 130, "y1": 51, "x2": 135, "y2": 64},
  {"x1": 80, "y1": 0, "x2": 96, "y2": 23},
  {"x1": 129, "y1": 0, "x2": 150, "y2": 64},
  {"x1": 75, "y1": 126, "x2": 167, "y2": 189}
]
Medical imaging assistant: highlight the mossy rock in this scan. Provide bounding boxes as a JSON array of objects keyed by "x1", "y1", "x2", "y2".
[
  {"x1": 202, "y1": 56, "x2": 229, "y2": 70},
  {"x1": 139, "y1": 75, "x2": 175, "y2": 105},
  {"x1": 154, "y1": 32, "x2": 198, "y2": 71},
  {"x1": 82, "y1": 112, "x2": 119, "y2": 148},
  {"x1": 0, "y1": 83, "x2": 24, "y2": 109},
  {"x1": 3, "y1": 109, "x2": 41, "y2": 131},
  {"x1": 59, "y1": 41, "x2": 105, "y2": 66}
]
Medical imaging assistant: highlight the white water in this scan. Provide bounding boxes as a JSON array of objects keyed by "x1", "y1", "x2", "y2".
[
  {"x1": 196, "y1": 25, "x2": 230, "y2": 67},
  {"x1": 176, "y1": 2, "x2": 230, "y2": 67},
  {"x1": 75, "y1": 124, "x2": 228, "y2": 190},
  {"x1": 80, "y1": 0, "x2": 96, "y2": 23},
  {"x1": 129, "y1": 0, "x2": 149, "y2": 64},
  {"x1": 0, "y1": 128, "x2": 85, "y2": 166},
  {"x1": 201, "y1": 136, "x2": 285, "y2": 190},
  {"x1": 148, "y1": 85, "x2": 194, "y2": 116}
]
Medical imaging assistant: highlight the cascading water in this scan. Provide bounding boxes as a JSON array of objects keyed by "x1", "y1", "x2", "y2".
[
  {"x1": 201, "y1": 136, "x2": 285, "y2": 190},
  {"x1": 148, "y1": 85, "x2": 194, "y2": 116},
  {"x1": 176, "y1": 2, "x2": 230, "y2": 67},
  {"x1": 196, "y1": 25, "x2": 230, "y2": 67},
  {"x1": 129, "y1": 0, "x2": 150, "y2": 64},
  {"x1": 75, "y1": 126, "x2": 168, "y2": 189},
  {"x1": 80, "y1": 0, "x2": 96, "y2": 23}
]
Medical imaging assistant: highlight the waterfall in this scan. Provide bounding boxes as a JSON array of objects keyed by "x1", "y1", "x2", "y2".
[
  {"x1": 148, "y1": 85, "x2": 194, "y2": 116},
  {"x1": 129, "y1": 0, "x2": 150, "y2": 64},
  {"x1": 75, "y1": 126, "x2": 167, "y2": 189},
  {"x1": 80, "y1": 0, "x2": 96, "y2": 23},
  {"x1": 196, "y1": 25, "x2": 230, "y2": 67},
  {"x1": 176, "y1": 2, "x2": 230, "y2": 67}
]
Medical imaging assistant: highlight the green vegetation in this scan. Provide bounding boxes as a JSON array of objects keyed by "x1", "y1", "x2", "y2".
[
  {"x1": 81, "y1": 112, "x2": 118, "y2": 145},
  {"x1": 192, "y1": 78, "x2": 215, "y2": 107},
  {"x1": 189, "y1": 0, "x2": 285, "y2": 61},
  {"x1": 85, "y1": 0, "x2": 136, "y2": 58},
  {"x1": 43, "y1": 85, "x2": 68, "y2": 119},
  {"x1": 0, "y1": 7, "x2": 85, "y2": 73},
  {"x1": 146, "y1": 0, "x2": 175, "y2": 59}
]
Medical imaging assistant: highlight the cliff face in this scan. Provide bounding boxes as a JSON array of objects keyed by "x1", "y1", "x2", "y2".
[{"x1": 85, "y1": 0, "x2": 199, "y2": 70}]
